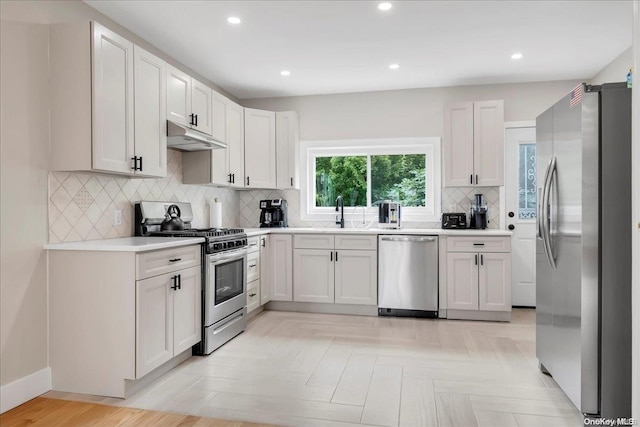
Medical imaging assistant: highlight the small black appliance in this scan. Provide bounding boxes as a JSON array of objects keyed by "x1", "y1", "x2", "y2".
[
  {"x1": 469, "y1": 193, "x2": 488, "y2": 229},
  {"x1": 442, "y1": 213, "x2": 467, "y2": 229},
  {"x1": 259, "y1": 199, "x2": 288, "y2": 228}
]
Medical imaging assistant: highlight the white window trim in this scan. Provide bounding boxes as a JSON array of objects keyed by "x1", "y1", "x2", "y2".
[{"x1": 299, "y1": 137, "x2": 441, "y2": 223}]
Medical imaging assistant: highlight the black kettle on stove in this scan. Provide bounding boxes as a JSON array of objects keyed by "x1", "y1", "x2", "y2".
[{"x1": 161, "y1": 204, "x2": 185, "y2": 231}]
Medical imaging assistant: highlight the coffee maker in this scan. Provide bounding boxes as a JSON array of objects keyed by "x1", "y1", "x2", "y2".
[
  {"x1": 469, "y1": 193, "x2": 488, "y2": 229},
  {"x1": 259, "y1": 199, "x2": 288, "y2": 228}
]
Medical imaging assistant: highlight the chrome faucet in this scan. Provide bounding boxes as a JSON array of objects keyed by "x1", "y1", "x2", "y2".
[{"x1": 335, "y1": 196, "x2": 345, "y2": 228}]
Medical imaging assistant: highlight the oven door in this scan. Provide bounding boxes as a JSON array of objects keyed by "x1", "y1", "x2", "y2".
[{"x1": 205, "y1": 248, "x2": 247, "y2": 327}]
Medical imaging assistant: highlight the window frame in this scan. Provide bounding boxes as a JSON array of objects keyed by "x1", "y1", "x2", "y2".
[{"x1": 300, "y1": 137, "x2": 441, "y2": 223}]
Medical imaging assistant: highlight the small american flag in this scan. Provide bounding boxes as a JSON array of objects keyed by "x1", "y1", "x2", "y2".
[{"x1": 569, "y1": 84, "x2": 583, "y2": 108}]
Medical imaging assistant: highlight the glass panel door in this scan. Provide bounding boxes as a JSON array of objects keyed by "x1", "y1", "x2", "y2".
[{"x1": 519, "y1": 143, "x2": 537, "y2": 220}]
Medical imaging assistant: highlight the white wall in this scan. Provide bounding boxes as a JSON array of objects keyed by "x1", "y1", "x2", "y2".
[
  {"x1": 591, "y1": 47, "x2": 633, "y2": 85},
  {"x1": 241, "y1": 80, "x2": 582, "y2": 141},
  {"x1": 0, "y1": 21, "x2": 50, "y2": 390}
]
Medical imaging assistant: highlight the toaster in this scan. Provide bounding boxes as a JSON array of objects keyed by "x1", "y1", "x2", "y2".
[{"x1": 442, "y1": 213, "x2": 467, "y2": 229}]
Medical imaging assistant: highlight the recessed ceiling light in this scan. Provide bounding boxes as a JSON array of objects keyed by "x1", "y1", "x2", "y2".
[
  {"x1": 378, "y1": 2, "x2": 393, "y2": 11},
  {"x1": 511, "y1": 52, "x2": 523, "y2": 60},
  {"x1": 227, "y1": 17, "x2": 241, "y2": 24},
  {"x1": 280, "y1": 70, "x2": 291, "y2": 76},
  {"x1": 389, "y1": 64, "x2": 400, "y2": 70}
]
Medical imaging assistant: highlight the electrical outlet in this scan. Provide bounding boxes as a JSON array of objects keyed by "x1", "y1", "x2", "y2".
[{"x1": 114, "y1": 209, "x2": 122, "y2": 226}]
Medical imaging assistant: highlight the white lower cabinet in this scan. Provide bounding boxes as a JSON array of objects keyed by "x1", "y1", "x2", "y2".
[
  {"x1": 246, "y1": 236, "x2": 262, "y2": 313},
  {"x1": 293, "y1": 249, "x2": 335, "y2": 303},
  {"x1": 268, "y1": 234, "x2": 293, "y2": 301},
  {"x1": 446, "y1": 237, "x2": 511, "y2": 316},
  {"x1": 260, "y1": 236, "x2": 270, "y2": 304},
  {"x1": 292, "y1": 234, "x2": 377, "y2": 306},
  {"x1": 136, "y1": 265, "x2": 201, "y2": 378}
]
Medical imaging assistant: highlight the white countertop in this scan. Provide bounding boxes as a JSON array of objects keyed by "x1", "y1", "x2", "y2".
[
  {"x1": 44, "y1": 237, "x2": 205, "y2": 252},
  {"x1": 245, "y1": 228, "x2": 511, "y2": 237}
]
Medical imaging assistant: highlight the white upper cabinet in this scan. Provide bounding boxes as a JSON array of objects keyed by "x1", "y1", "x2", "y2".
[
  {"x1": 91, "y1": 22, "x2": 135, "y2": 174},
  {"x1": 244, "y1": 108, "x2": 277, "y2": 188},
  {"x1": 191, "y1": 79, "x2": 213, "y2": 135},
  {"x1": 134, "y1": 46, "x2": 167, "y2": 178},
  {"x1": 166, "y1": 66, "x2": 192, "y2": 127},
  {"x1": 182, "y1": 97, "x2": 245, "y2": 187},
  {"x1": 50, "y1": 22, "x2": 166, "y2": 177},
  {"x1": 166, "y1": 67, "x2": 213, "y2": 136},
  {"x1": 211, "y1": 91, "x2": 228, "y2": 144},
  {"x1": 227, "y1": 101, "x2": 246, "y2": 188},
  {"x1": 443, "y1": 100, "x2": 504, "y2": 187},
  {"x1": 276, "y1": 111, "x2": 300, "y2": 189}
]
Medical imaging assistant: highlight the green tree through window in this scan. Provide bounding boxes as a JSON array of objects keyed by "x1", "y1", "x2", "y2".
[{"x1": 315, "y1": 154, "x2": 426, "y2": 207}]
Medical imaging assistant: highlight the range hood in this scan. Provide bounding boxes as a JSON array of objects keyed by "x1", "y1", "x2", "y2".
[{"x1": 166, "y1": 120, "x2": 227, "y2": 151}]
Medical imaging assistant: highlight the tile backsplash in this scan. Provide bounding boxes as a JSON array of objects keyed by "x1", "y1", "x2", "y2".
[
  {"x1": 238, "y1": 186, "x2": 501, "y2": 229},
  {"x1": 48, "y1": 150, "x2": 240, "y2": 243},
  {"x1": 49, "y1": 149, "x2": 501, "y2": 243}
]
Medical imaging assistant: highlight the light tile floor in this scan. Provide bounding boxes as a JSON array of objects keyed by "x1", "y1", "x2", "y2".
[{"x1": 46, "y1": 309, "x2": 583, "y2": 427}]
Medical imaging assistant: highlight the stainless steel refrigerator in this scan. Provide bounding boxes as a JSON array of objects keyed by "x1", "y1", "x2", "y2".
[{"x1": 536, "y1": 82, "x2": 631, "y2": 418}]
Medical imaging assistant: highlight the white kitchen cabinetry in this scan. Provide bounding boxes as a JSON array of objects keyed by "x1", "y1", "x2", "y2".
[
  {"x1": 50, "y1": 22, "x2": 166, "y2": 177},
  {"x1": 246, "y1": 236, "x2": 262, "y2": 313},
  {"x1": 49, "y1": 244, "x2": 202, "y2": 397},
  {"x1": 244, "y1": 108, "x2": 277, "y2": 188},
  {"x1": 166, "y1": 65, "x2": 213, "y2": 136},
  {"x1": 443, "y1": 100, "x2": 504, "y2": 187},
  {"x1": 276, "y1": 111, "x2": 300, "y2": 189},
  {"x1": 183, "y1": 97, "x2": 245, "y2": 187},
  {"x1": 446, "y1": 236, "x2": 511, "y2": 320},
  {"x1": 260, "y1": 235, "x2": 270, "y2": 304},
  {"x1": 134, "y1": 46, "x2": 167, "y2": 177},
  {"x1": 268, "y1": 234, "x2": 293, "y2": 301},
  {"x1": 293, "y1": 234, "x2": 377, "y2": 306},
  {"x1": 136, "y1": 265, "x2": 201, "y2": 377}
]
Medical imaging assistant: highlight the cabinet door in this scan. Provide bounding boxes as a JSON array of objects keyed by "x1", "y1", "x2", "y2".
[
  {"x1": 173, "y1": 266, "x2": 202, "y2": 355},
  {"x1": 244, "y1": 108, "x2": 276, "y2": 188},
  {"x1": 166, "y1": 65, "x2": 191, "y2": 127},
  {"x1": 136, "y1": 273, "x2": 173, "y2": 378},
  {"x1": 269, "y1": 235, "x2": 293, "y2": 301},
  {"x1": 474, "y1": 100, "x2": 505, "y2": 186},
  {"x1": 335, "y1": 250, "x2": 377, "y2": 305},
  {"x1": 210, "y1": 92, "x2": 230, "y2": 185},
  {"x1": 133, "y1": 45, "x2": 167, "y2": 178},
  {"x1": 260, "y1": 236, "x2": 270, "y2": 304},
  {"x1": 91, "y1": 22, "x2": 135, "y2": 174},
  {"x1": 192, "y1": 79, "x2": 213, "y2": 135},
  {"x1": 227, "y1": 101, "x2": 245, "y2": 187},
  {"x1": 478, "y1": 252, "x2": 511, "y2": 311},
  {"x1": 247, "y1": 280, "x2": 260, "y2": 313},
  {"x1": 293, "y1": 249, "x2": 334, "y2": 303},
  {"x1": 276, "y1": 111, "x2": 299, "y2": 189},
  {"x1": 446, "y1": 252, "x2": 479, "y2": 310},
  {"x1": 443, "y1": 102, "x2": 474, "y2": 187},
  {"x1": 247, "y1": 250, "x2": 261, "y2": 283}
]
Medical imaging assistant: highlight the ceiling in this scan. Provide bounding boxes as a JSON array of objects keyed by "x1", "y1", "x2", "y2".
[{"x1": 85, "y1": 1, "x2": 632, "y2": 100}]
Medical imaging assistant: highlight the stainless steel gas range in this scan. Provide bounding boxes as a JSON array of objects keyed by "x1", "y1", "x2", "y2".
[{"x1": 134, "y1": 201, "x2": 248, "y2": 355}]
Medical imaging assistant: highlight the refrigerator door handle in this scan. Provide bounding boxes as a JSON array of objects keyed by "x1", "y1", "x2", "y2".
[
  {"x1": 537, "y1": 159, "x2": 553, "y2": 241},
  {"x1": 542, "y1": 157, "x2": 557, "y2": 270},
  {"x1": 536, "y1": 187, "x2": 544, "y2": 239}
]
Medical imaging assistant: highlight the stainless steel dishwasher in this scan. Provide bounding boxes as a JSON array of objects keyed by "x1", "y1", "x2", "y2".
[{"x1": 378, "y1": 235, "x2": 439, "y2": 317}]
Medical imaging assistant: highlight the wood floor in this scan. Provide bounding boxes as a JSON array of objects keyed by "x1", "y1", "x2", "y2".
[{"x1": 40, "y1": 309, "x2": 582, "y2": 427}]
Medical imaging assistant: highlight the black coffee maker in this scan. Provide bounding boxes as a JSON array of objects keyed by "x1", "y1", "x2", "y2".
[
  {"x1": 469, "y1": 193, "x2": 488, "y2": 229},
  {"x1": 259, "y1": 199, "x2": 288, "y2": 228}
]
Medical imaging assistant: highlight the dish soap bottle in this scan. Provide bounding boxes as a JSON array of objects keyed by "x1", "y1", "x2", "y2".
[{"x1": 626, "y1": 68, "x2": 633, "y2": 88}]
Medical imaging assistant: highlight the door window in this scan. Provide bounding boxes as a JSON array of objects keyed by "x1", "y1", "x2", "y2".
[
  {"x1": 214, "y1": 258, "x2": 244, "y2": 305},
  {"x1": 519, "y1": 143, "x2": 537, "y2": 219}
]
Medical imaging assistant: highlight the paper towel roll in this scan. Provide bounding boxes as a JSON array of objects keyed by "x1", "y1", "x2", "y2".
[{"x1": 209, "y1": 199, "x2": 222, "y2": 229}]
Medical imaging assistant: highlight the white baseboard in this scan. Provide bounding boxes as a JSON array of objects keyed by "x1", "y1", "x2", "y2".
[{"x1": 0, "y1": 367, "x2": 52, "y2": 414}]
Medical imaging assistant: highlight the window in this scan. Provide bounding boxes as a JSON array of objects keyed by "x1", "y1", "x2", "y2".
[
  {"x1": 301, "y1": 138, "x2": 441, "y2": 222},
  {"x1": 518, "y1": 143, "x2": 536, "y2": 220}
]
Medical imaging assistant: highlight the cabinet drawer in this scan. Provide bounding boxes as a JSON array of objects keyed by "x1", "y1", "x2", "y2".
[
  {"x1": 335, "y1": 234, "x2": 376, "y2": 251},
  {"x1": 247, "y1": 250, "x2": 260, "y2": 283},
  {"x1": 294, "y1": 234, "x2": 334, "y2": 250},
  {"x1": 136, "y1": 245, "x2": 201, "y2": 280},
  {"x1": 247, "y1": 280, "x2": 260, "y2": 313},
  {"x1": 447, "y1": 236, "x2": 511, "y2": 253},
  {"x1": 247, "y1": 236, "x2": 260, "y2": 254}
]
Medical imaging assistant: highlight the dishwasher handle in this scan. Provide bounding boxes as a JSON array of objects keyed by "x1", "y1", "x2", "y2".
[{"x1": 380, "y1": 236, "x2": 437, "y2": 243}]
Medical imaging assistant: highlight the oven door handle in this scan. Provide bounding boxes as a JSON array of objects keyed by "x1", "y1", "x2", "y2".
[{"x1": 208, "y1": 248, "x2": 247, "y2": 264}]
